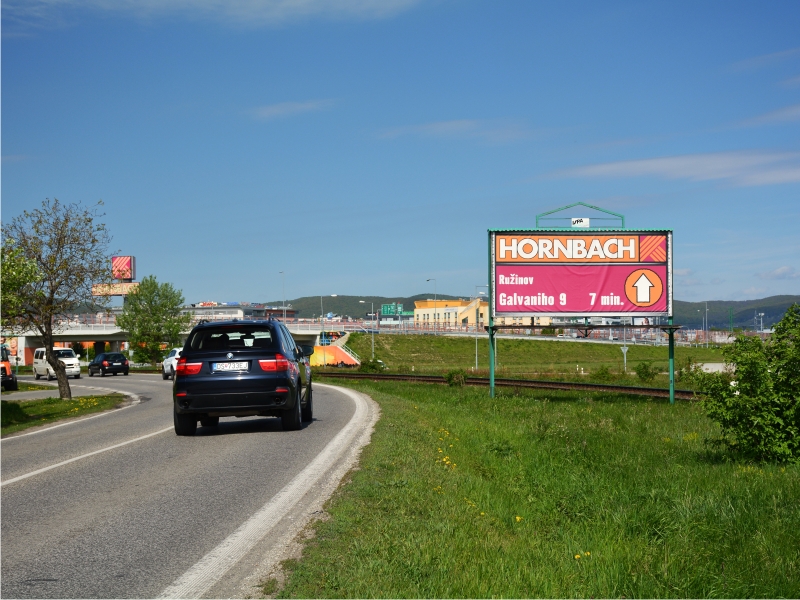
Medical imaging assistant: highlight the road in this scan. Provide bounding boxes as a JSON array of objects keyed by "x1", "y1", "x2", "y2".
[{"x1": 1, "y1": 374, "x2": 378, "y2": 599}]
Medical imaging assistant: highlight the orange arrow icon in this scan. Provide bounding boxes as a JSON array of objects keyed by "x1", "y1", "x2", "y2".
[{"x1": 625, "y1": 269, "x2": 663, "y2": 307}]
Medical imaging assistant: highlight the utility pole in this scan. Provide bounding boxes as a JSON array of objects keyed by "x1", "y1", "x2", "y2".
[
  {"x1": 280, "y1": 271, "x2": 286, "y2": 322},
  {"x1": 359, "y1": 300, "x2": 375, "y2": 359},
  {"x1": 427, "y1": 278, "x2": 437, "y2": 335}
]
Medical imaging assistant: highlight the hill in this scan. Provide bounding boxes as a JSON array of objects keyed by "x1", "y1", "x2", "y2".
[
  {"x1": 265, "y1": 293, "x2": 800, "y2": 329},
  {"x1": 674, "y1": 295, "x2": 800, "y2": 329}
]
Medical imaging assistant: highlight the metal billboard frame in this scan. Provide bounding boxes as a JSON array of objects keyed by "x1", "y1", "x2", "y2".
[{"x1": 487, "y1": 208, "x2": 678, "y2": 404}]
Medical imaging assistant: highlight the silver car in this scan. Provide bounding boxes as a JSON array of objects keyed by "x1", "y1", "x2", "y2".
[{"x1": 162, "y1": 347, "x2": 183, "y2": 380}]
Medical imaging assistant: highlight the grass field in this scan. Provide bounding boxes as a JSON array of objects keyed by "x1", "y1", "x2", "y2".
[
  {"x1": 1, "y1": 394, "x2": 126, "y2": 436},
  {"x1": 344, "y1": 333, "x2": 722, "y2": 383},
  {"x1": 276, "y1": 380, "x2": 799, "y2": 599},
  {"x1": 1, "y1": 381, "x2": 58, "y2": 393}
]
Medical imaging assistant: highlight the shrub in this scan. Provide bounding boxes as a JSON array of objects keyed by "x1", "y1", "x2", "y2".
[
  {"x1": 358, "y1": 359, "x2": 385, "y2": 373},
  {"x1": 445, "y1": 369, "x2": 467, "y2": 387},
  {"x1": 634, "y1": 360, "x2": 658, "y2": 382},
  {"x1": 593, "y1": 365, "x2": 614, "y2": 382},
  {"x1": 701, "y1": 303, "x2": 800, "y2": 463}
]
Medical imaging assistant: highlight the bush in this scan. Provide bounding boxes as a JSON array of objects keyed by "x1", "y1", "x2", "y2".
[
  {"x1": 593, "y1": 365, "x2": 615, "y2": 382},
  {"x1": 358, "y1": 359, "x2": 385, "y2": 373},
  {"x1": 701, "y1": 303, "x2": 800, "y2": 463},
  {"x1": 634, "y1": 360, "x2": 658, "y2": 382},
  {"x1": 445, "y1": 369, "x2": 467, "y2": 387}
]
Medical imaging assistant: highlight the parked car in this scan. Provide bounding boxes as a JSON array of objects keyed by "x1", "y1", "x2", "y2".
[
  {"x1": 162, "y1": 347, "x2": 183, "y2": 380},
  {"x1": 88, "y1": 352, "x2": 130, "y2": 377},
  {"x1": 33, "y1": 347, "x2": 81, "y2": 380},
  {"x1": 173, "y1": 319, "x2": 314, "y2": 436},
  {"x1": 1, "y1": 345, "x2": 18, "y2": 391}
]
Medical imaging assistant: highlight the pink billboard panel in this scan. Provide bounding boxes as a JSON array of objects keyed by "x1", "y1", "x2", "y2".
[{"x1": 495, "y1": 264, "x2": 668, "y2": 315}]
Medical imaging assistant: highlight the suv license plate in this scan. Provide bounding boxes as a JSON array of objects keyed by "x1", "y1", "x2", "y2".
[{"x1": 213, "y1": 361, "x2": 248, "y2": 372}]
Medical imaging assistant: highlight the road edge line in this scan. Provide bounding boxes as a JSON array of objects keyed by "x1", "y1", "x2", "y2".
[{"x1": 157, "y1": 383, "x2": 379, "y2": 599}]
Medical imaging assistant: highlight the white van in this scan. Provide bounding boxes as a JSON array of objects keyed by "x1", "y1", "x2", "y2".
[{"x1": 33, "y1": 347, "x2": 81, "y2": 380}]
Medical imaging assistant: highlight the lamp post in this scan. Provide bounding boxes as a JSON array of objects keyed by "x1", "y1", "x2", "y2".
[
  {"x1": 474, "y1": 285, "x2": 488, "y2": 370},
  {"x1": 280, "y1": 271, "x2": 286, "y2": 322},
  {"x1": 706, "y1": 301, "x2": 709, "y2": 348},
  {"x1": 427, "y1": 278, "x2": 437, "y2": 335},
  {"x1": 320, "y1": 294, "x2": 337, "y2": 368},
  {"x1": 359, "y1": 300, "x2": 375, "y2": 359}
]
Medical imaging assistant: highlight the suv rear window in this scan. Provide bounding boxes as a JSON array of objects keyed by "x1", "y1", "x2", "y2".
[{"x1": 186, "y1": 326, "x2": 278, "y2": 352}]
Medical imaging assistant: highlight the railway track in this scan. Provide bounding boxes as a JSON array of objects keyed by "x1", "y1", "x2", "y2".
[{"x1": 317, "y1": 371, "x2": 699, "y2": 400}]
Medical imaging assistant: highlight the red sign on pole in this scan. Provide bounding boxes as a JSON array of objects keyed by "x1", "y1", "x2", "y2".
[{"x1": 490, "y1": 231, "x2": 672, "y2": 317}]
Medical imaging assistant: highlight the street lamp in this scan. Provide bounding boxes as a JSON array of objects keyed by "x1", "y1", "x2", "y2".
[
  {"x1": 359, "y1": 300, "x2": 375, "y2": 359},
  {"x1": 474, "y1": 285, "x2": 488, "y2": 370},
  {"x1": 279, "y1": 271, "x2": 286, "y2": 322},
  {"x1": 320, "y1": 294, "x2": 337, "y2": 368},
  {"x1": 427, "y1": 278, "x2": 437, "y2": 335}
]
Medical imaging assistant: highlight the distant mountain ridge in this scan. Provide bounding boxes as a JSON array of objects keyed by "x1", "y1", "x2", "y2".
[{"x1": 265, "y1": 293, "x2": 799, "y2": 329}]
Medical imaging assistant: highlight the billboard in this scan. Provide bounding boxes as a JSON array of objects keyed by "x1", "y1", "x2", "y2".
[
  {"x1": 490, "y1": 230, "x2": 672, "y2": 317},
  {"x1": 92, "y1": 282, "x2": 140, "y2": 296},
  {"x1": 112, "y1": 255, "x2": 136, "y2": 281}
]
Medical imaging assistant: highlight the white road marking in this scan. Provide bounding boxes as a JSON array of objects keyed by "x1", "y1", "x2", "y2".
[
  {"x1": 1, "y1": 427, "x2": 173, "y2": 486},
  {"x1": 158, "y1": 384, "x2": 376, "y2": 599}
]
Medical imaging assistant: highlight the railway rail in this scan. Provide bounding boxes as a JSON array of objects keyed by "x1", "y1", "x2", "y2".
[{"x1": 317, "y1": 371, "x2": 700, "y2": 400}]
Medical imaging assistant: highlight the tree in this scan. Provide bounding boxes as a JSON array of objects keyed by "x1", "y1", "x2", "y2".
[
  {"x1": 701, "y1": 303, "x2": 800, "y2": 462},
  {"x1": 1, "y1": 237, "x2": 40, "y2": 327},
  {"x1": 116, "y1": 275, "x2": 192, "y2": 366},
  {"x1": 2, "y1": 199, "x2": 114, "y2": 401}
]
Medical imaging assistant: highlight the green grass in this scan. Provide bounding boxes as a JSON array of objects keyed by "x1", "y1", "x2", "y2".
[
  {"x1": 278, "y1": 380, "x2": 799, "y2": 598},
  {"x1": 1, "y1": 394, "x2": 126, "y2": 436},
  {"x1": 343, "y1": 332, "x2": 721, "y2": 388},
  {"x1": 1, "y1": 381, "x2": 59, "y2": 394}
]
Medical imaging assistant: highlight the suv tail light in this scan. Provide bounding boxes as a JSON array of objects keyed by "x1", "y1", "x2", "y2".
[
  {"x1": 259, "y1": 354, "x2": 290, "y2": 372},
  {"x1": 176, "y1": 357, "x2": 202, "y2": 376}
]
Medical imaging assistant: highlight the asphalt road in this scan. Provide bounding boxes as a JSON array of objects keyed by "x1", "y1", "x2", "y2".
[{"x1": 1, "y1": 374, "x2": 376, "y2": 599}]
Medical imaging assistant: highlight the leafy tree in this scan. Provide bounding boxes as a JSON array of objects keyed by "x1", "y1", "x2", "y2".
[
  {"x1": 701, "y1": 303, "x2": 800, "y2": 462},
  {"x1": 1, "y1": 237, "x2": 40, "y2": 327},
  {"x1": 2, "y1": 199, "x2": 114, "y2": 400},
  {"x1": 116, "y1": 275, "x2": 191, "y2": 366}
]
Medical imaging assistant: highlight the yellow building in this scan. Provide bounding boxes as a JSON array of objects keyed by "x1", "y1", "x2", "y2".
[
  {"x1": 414, "y1": 299, "x2": 487, "y2": 327},
  {"x1": 414, "y1": 299, "x2": 552, "y2": 328}
]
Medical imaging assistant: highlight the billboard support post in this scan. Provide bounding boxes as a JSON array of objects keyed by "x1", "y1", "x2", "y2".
[{"x1": 668, "y1": 316, "x2": 675, "y2": 405}]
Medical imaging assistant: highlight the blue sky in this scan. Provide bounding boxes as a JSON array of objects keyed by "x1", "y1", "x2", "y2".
[{"x1": 2, "y1": 0, "x2": 799, "y2": 304}]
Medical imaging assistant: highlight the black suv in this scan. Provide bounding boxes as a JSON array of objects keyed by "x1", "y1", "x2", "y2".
[
  {"x1": 173, "y1": 319, "x2": 314, "y2": 436},
  {"x1": 88, "y1": 352, "x2": 130, "y2": 376}
]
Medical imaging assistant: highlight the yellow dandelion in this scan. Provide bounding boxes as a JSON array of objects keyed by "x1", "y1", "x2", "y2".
[
  {"x1": 515, "y1": 516, "x2": 523, "y2": 522},
  {"x1": 480, "y1": 512, "x2": 485, "y2": 516},
  {"x1": 584, "y1": 551, "x2": 590, "y2": 556},
  {"x1": 574, "y1": 554, "x2": 581, "y2": 560}
]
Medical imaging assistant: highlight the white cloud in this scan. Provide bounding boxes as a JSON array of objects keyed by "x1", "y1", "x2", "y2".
[
  {"x1": 756, "y1": 266, "x2": 800, "y2": 280},
  {"x1": 251, "y1": 99, "x2": 334, "y2": 121},
  {"x1": 781, "y1": 75, "x2": 800, "y2": 88},
  {"x1": 380, "y1": 119, "x2": 531, "y2": 144},
  {"x1": 558, "y1": 151, "x2": 800, "y2": 187},
  {"x1": 742, "y1": 286, "x2": 767, "y2": 296},
  {"x1": 730, "y1": 47, "x2": 800, "y2": 72},
  {"x1": 3, "y1": 0, "x2": 421, "y2": 28},
  {"x1": 738, "y1": 103, "x2": 800, "y2": 127},
  {"x1": 673, "y1": 268, "x2": 693, "y2": 276}
]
